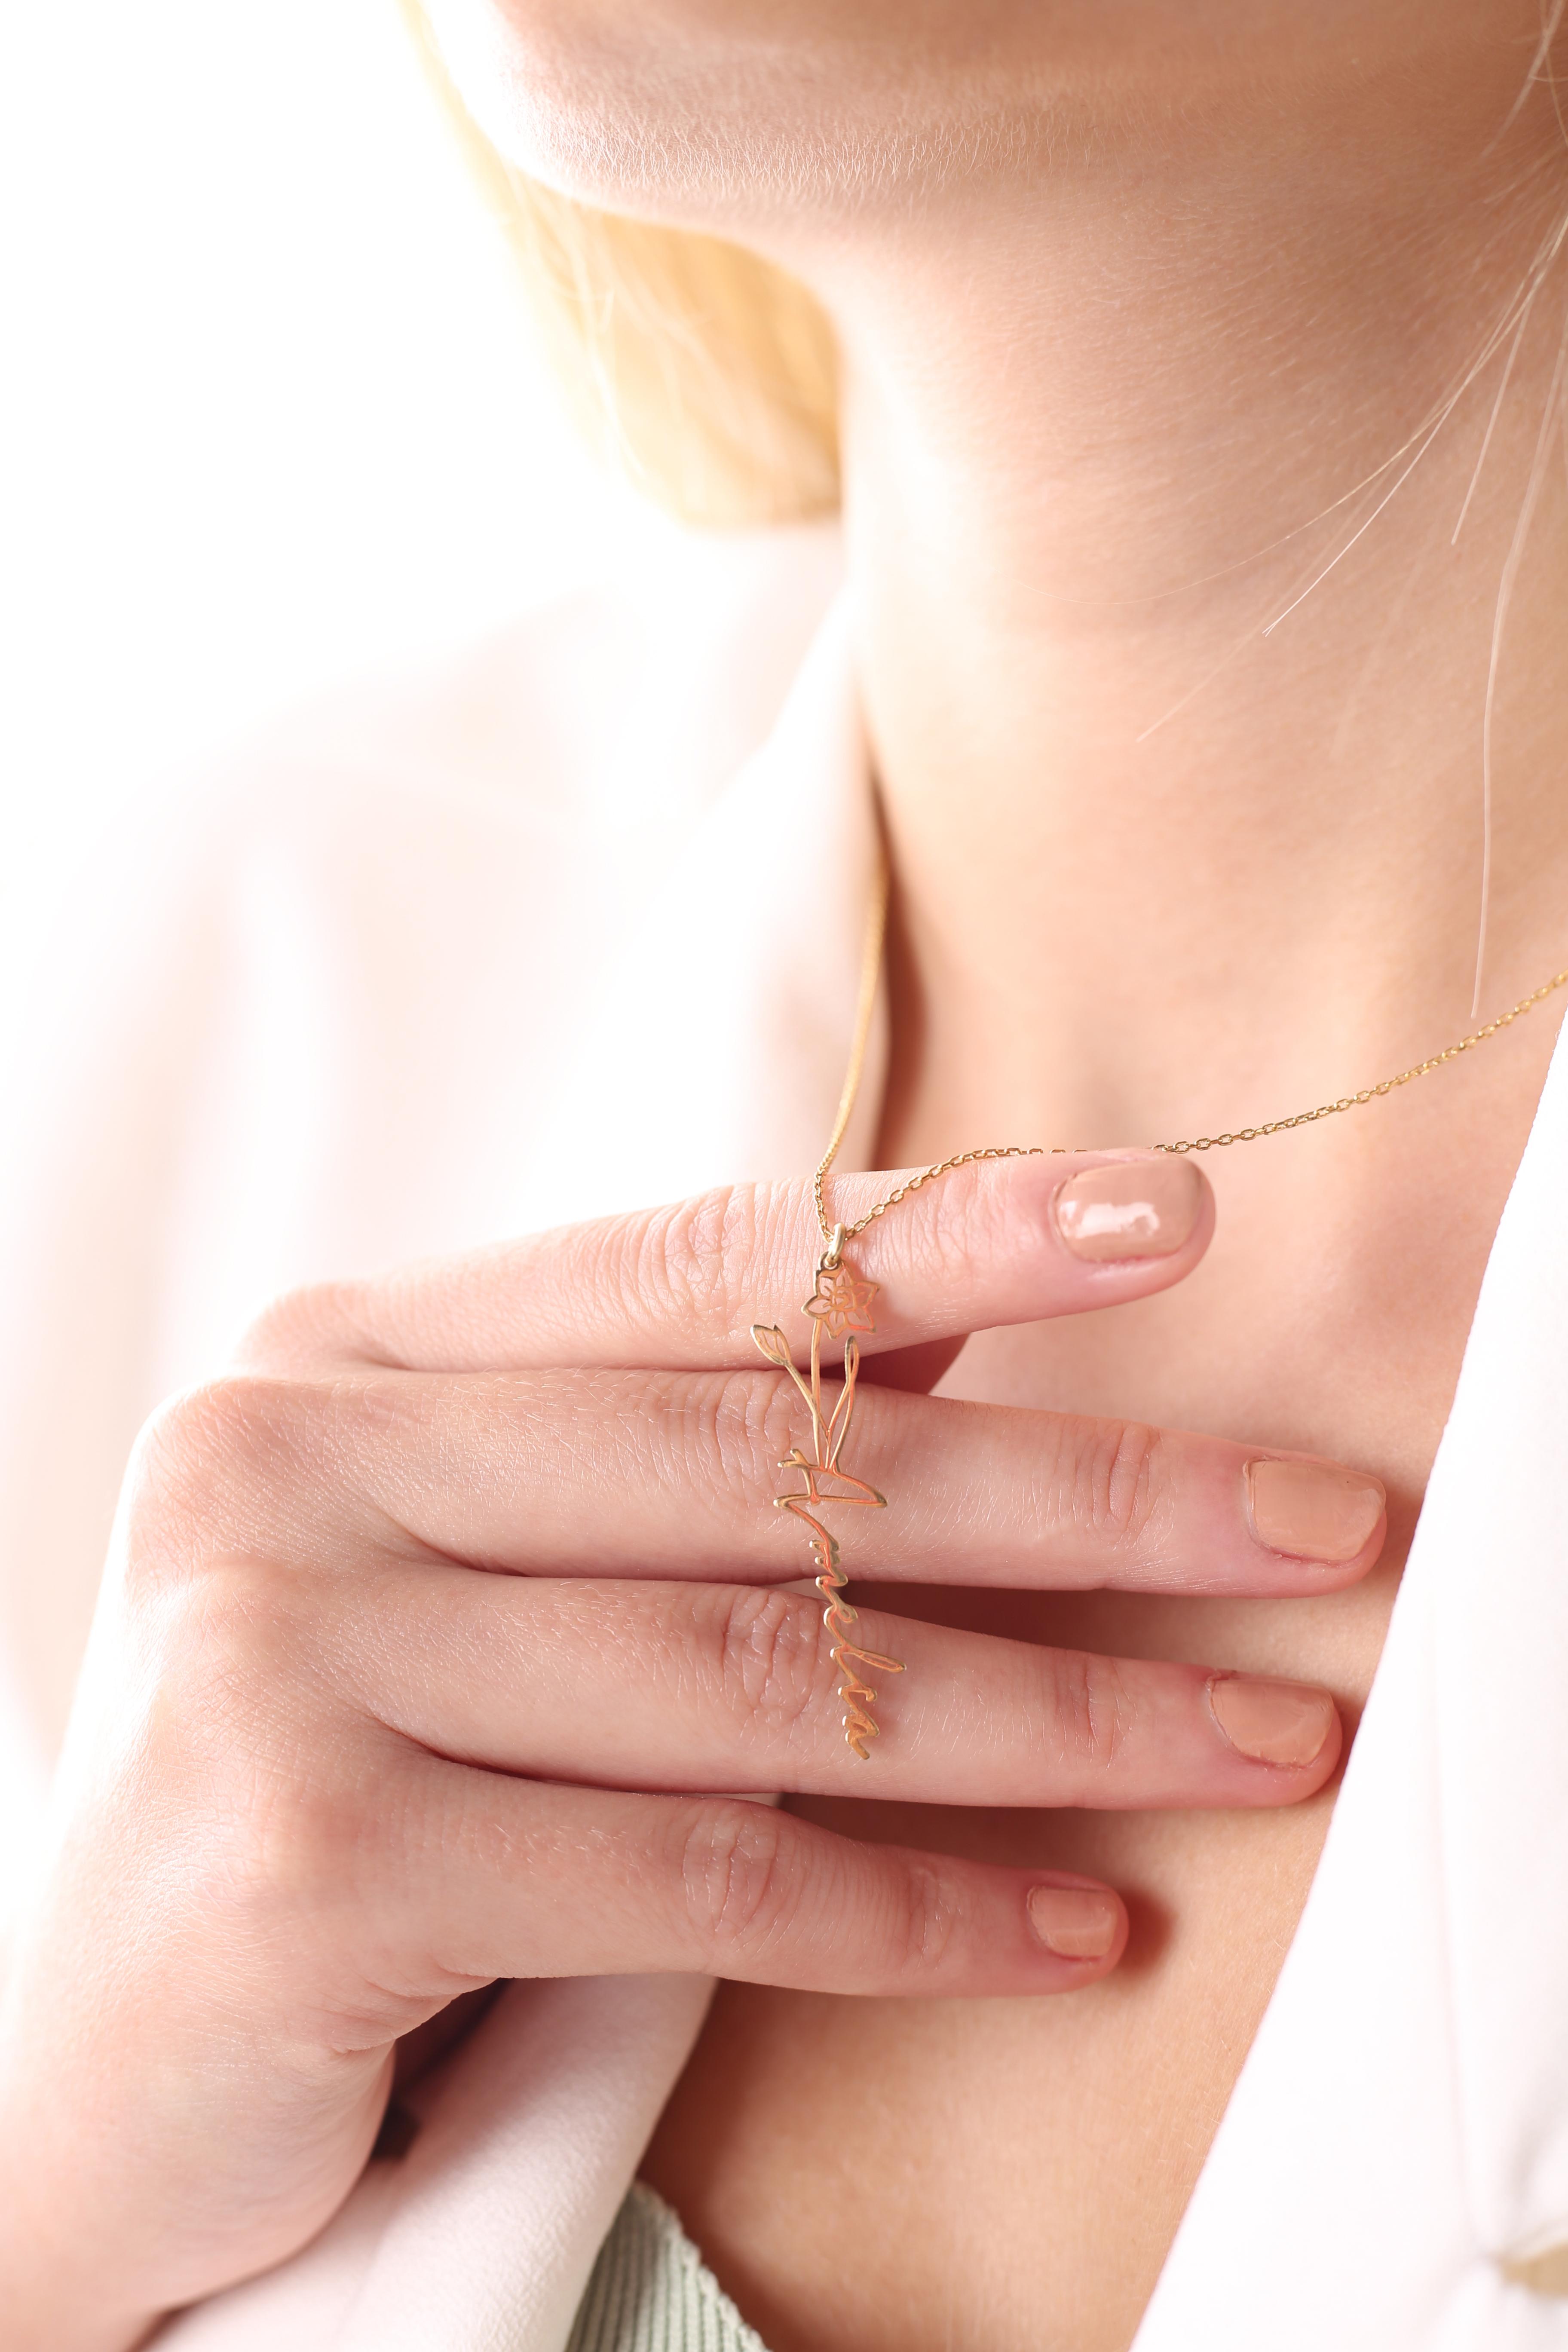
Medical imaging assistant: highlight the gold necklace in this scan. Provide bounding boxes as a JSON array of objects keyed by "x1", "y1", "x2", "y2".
[{"x1": 751, "y1": 851, "x2": 1568, "y2": 1759}]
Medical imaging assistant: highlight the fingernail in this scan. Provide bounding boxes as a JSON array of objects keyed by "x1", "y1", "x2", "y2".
[
  {"x1": 1246, "y1": 1458, "x2": 1385, "y2": 1562},
  {"x1": 1207, "y1": 1673, "x2": 1336, "y2": 1767},
  {"x1": 1027, "y1": 1886, "x2": 1121, "y2": 1959},
  {"x1": 1053, "y1": 1159, "x2": 1204, "y2": 1261}
]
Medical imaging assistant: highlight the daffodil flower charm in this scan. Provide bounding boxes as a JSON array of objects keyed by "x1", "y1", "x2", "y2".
[{"x1": 803, "y1": 1261, "x2": 880, "y2": 1338}]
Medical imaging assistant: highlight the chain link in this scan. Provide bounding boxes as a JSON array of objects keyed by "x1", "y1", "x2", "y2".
[
  {"x1": 814, "y1": 935, "x2": 1568, "y2": 1246},
  {"x1": 1149, "y1": 967, "x2": 1568, "y2": 1156},
  {"x1": 824, "y1": 1144, "x2": 1048, "y2": 1244}
]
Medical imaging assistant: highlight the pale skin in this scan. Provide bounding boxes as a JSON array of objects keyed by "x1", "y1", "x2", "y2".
[{"x1": 7, "y1": 3, "x2": 1568, "y2": 2349}]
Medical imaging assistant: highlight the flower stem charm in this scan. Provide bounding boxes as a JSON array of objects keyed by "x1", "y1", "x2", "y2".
[{"x1": 751, "y1": 1226, "x2": 904, "y2": 1759}]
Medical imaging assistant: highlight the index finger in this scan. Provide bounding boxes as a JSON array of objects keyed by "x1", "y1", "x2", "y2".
[{"x1": 243, "y1": 1152, "x2": 1212, "y2": 1375}]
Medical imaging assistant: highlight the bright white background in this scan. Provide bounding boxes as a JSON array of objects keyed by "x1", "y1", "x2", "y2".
[
  {"x1": 0, "y1": 0, "x2": 661, "y2": 1880},
  {"x1": 0, "y1": 0, "x2": 655, "y2": 980}
]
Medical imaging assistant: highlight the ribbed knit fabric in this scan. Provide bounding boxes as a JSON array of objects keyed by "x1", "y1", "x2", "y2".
[{"x1": 564, "y1": 2185, "x2": 775, "y2": 2352}]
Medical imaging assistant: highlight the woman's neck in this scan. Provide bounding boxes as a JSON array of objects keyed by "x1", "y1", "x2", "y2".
[{"x1": 789, "y1": 25, "x2": 1568, "y2": 1154}]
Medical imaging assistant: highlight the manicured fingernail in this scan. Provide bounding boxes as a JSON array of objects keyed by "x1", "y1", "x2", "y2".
[
  {"x1": 1053, "y1": 1158, "x2": 1204, "y2": 1261},
  {"x1": 1027, "y1": 1886, "x2": 1121, "y2": 1959},
  {"x1": 1207, "y1": 1673, "x2": 1336, "y2": 1767},
  {"x1": 1246, "y1": 1458, "x2": 1384, "y2": 1562}
]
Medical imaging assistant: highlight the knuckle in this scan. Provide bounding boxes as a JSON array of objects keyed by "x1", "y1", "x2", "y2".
[
  {"x1": 236, "y1": 1277, "x2": 371, "y2": 1372},
  {"x1": 1046, "y1": 1415, "x2": 1165, "y2": 1546},
  {"x1": 685, "y1": 1369, "x2": 793, "y2": 1506},
  {"x1": 879, "y1": 1853, "x2": 965, "y2": 1980},
  {"x1": 695, "y1": 1583, "x2": 828, "y2": 1743},
  {"x1": 671, "y1": 1798, "x2": 803, "y2": 1960},
  {"x1": 246, "y1": 1758, "x2": 377, "y2": 1911},
  {"x1": 210, "y1": 1759, "x2": 375, "y2": 1959},
  {"x1": 1043, "y1": 1646, "x2": 1136, "y2": 1779},
  {"x1": 121, "y1": 1375, "x2": 308, "y2": 1580},
  {"x1": 157, "y1": 1553, "x2": 315, "y2": 1716},
  {"x1": 596, "y1": 1187, "x2": 760, "y2": 1341},
  {"x1": 147, "y1": 1561, "x2": 375, "y2": 1897},
  {"x1": 134, "y1": 1372, "x2": 295, "y2": 1482}
]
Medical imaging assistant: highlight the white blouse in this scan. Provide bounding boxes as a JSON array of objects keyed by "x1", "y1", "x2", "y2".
[{"x1": 3, "y1": 519, "x2": 1568, "y2": 2350}]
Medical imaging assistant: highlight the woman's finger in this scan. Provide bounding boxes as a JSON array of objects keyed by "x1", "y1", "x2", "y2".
[
  {"x1": 372, "y1": 1750, "x2": 1130, "y2": 1993},
  {"x1": 319, "y1": 1566, "x2": 1344, "y2": 1811},
  {"x1": 164, "y1": 1364, "x2": 1384, "y2": 1597},
  {"x1": 238, "y1": 1152, "x2": 1214, "y2": 1376}
]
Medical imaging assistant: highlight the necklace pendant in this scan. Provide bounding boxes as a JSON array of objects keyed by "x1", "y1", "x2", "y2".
[{"x1": 751, "y1": 1236, "x2": 904, "y2": 1759}]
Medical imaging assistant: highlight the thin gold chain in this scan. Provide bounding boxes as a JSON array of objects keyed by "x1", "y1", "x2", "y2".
[
  {"x1": 812, "y1": 849, "x2": 892, "y2": 1249},
  {"x1": 812, "y1": 848, "x2": 1568, "y2": 1250}
]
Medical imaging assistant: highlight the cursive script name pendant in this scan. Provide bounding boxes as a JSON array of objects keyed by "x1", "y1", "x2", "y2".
[{"x1": 750, "y1": 1224, "x2": 905, "y2": 1759}]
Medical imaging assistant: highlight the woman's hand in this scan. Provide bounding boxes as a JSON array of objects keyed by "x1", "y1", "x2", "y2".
[{"x1": 0, "y1": 1154, "x2": 1384, "y2": 2351}]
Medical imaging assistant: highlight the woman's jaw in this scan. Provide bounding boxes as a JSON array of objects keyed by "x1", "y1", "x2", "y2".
[{"x1": 420, "y1": 0, "x2": 1557, "y2": 227}]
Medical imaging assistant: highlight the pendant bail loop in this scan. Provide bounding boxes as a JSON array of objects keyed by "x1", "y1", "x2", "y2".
[{"x1": 821, "y1": 1222, "x2": 846, "y2": 1271}]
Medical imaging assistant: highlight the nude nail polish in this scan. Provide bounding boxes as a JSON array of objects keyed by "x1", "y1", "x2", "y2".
[
  {"x1": 1246, "y1": 1458, "x2": 1385, "y2": 1563},
  {"x1": 1207, "y1": 1673, "x2": 1336, "y2": 1767},
  {"x1": 1027, "y1": 1886, "x2": 1121, "y2": 1959},
  {"x1": 1053, "y1": 1159, "x2": 1204, "y2": 1260}
]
